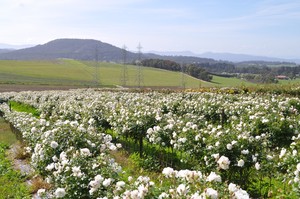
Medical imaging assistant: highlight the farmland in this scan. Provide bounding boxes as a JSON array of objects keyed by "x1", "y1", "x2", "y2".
[
  {"x1": 0, "y1": 60, "x2": 213, "y2": 88},
  {"x1": 0, "y1": 59, "x2": 270, "y2": 90},
  {"x1": 1, "y1": 88, "x2": 300, "y2": 198}
]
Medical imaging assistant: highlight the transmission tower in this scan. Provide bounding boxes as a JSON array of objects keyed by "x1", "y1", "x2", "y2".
[
  {"x1": 135, "y1": 42, "x2": 144, "y2": 88},
  {"x1": 94, "y1": 45, "x2": 101, "y2": 86},
  {"x1": 181, "y1": 63, "x2": 186, "y2": 90},
  {"x1": 120, "y1": 45, "x2": 129, "y2": 87}
]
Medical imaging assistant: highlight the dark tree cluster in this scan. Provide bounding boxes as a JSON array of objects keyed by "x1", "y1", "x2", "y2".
[
  {"x1": 138, "y1": 58, "x2": 300, "y2": 84},
  {"x1": 184, "y1": 64, "x2": 213, "y2": 82},
  {"x1": 141, "y1": 59, "x2": 181, "y2": 71},
  {"x1": 192, "y1": 62, "x2": 236, "y2": 74},
  {"x1": 194, "y1": 62, "x2": 300, "y2": 83},
  {"x1": 140, "y1": 59, "x2": 213, "y2": 82}
]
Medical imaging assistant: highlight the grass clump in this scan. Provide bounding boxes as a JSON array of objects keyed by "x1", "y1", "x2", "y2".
[
  {"x1": 9, "y1": 101, "x2": 40, "y2": 118},
  {"x1": 0, "y1": 143, "x2": 30, "y2": 198},
  {"x1": 0, "y1": 117, "x2": 18, "y2": 145}
]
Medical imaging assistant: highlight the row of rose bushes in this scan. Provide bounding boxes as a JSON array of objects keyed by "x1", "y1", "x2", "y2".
[
  {"x1": 0, "y1": 89, "x2": 252, "y2": 198},
  {"x1": 2, "y1": 88, "x2": 300, "y2": 197}
]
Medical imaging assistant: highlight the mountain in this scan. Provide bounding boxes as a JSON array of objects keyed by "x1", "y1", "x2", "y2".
[
  {"x1": 0, "y1": 49, "x2": 14, "y2": 54},
  {"x1": 0, "y1": 39, "x2": 216, "y2": 63},
  {"x1": 148, "y1": 50, "x2": 200, "y2": 57},
  {"x1": 199, "y1": 52, "x2": 295, "y2": 63},
  {"x1": 150, "y1": 50, "x2": 300, "y2": 64},
  {"x1": 0, "y1": 39, "x2": 138, "y2": 62},
  {"x1": 0, "y1": 39, "x2": 299, "y2": 64}
]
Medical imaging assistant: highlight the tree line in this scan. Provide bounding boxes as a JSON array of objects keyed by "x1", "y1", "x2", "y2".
[
  {"x1": 139, "y1": 59, "x2": 212, "y2": 82},
  {"x1": 136, "y1": 58, "x2": 300, "y2": 84}
]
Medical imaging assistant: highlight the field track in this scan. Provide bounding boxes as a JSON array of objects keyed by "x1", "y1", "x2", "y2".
[{"x1": 0, "y1": 84, "x2": 81, "y2": 92}]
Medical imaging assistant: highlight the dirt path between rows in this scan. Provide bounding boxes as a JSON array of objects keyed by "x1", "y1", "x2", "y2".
[{"x1": 0, "y1": 84, "x2": 85, "y2": 93}]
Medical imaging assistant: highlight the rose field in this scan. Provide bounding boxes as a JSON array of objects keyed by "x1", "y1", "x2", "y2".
[{"x1": 1, "y1": 88, "x2": 300, "y2": 198}]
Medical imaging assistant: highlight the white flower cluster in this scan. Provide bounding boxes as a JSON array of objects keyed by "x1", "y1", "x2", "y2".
[{"x1": 2, "y1": 89, "x2": 300, "y2": 198}]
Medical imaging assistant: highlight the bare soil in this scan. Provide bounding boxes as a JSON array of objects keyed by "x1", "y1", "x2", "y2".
[{"x1": 0, "y1": 84, "x2": 85, "y2": 93}]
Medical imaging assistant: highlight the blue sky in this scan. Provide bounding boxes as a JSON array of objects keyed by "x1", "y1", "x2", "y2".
[{"x1": 1, "y1": 0, "x2": 300, "y2": 58}]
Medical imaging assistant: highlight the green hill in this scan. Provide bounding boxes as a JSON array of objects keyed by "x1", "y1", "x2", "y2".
[
  {"x1": 0, "y1": 59, "x2": 217, "y2": 88},
  {"x1": 0, "y1": 39, "x2": 215, "y2": 64}
]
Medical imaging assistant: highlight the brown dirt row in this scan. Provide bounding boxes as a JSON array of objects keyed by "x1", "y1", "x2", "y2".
[{"x1": 0, "y1": 84, "x2": 84, "y2": 93}]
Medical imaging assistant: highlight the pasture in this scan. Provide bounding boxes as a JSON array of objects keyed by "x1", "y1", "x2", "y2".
[{"x1": 0, "y1": 60, "x2": 213, "y2": 88}]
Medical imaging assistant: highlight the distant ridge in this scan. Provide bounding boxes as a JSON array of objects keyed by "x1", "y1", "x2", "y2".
[
  {"x1": 0, "y1": 39, "x2": 137, "y2": 62},
  {"x1": 0, "y1": 49, "x2": 14, "y2": 54},
  {"x1": 2, "y1": 38, "x2": 296, "y2": 64},
  {"x1": 200, "y1": 52, "x2": 295, "y2": 63},
  {"x1": 150, "y1": 50, "x2": 299, "y2": 64},
  {"x1": 0, "y1": 38, "x2": 216, "y2": 63}
]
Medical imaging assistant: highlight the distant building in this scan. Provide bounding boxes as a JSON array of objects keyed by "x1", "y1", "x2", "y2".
[{"x1": 276, "y1": 75, "x2": 289, "y2": 80}]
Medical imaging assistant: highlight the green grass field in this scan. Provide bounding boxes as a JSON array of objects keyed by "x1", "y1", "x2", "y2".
[
  {"x1": 0, "y1": 59, "x2": 215, "y2": 88},
  {"x1": 0, "y1": 59, "x2": 298, "y2": 88},
  {"x1": 278, "y1": 78, "x2": 300, "y2": 85},
  {"x1": 211, "y1": 75, "x2": 256, "y2": 87},
  {"x1": 0, "y1": 118, "x2": 18, "y2": 145}
]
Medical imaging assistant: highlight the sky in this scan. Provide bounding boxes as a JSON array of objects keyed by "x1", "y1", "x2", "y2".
[{"x1": 0, "y1": 0, "x2": 300, "y2": 59}]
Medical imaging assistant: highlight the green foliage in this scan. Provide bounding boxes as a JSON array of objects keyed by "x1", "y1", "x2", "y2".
[
  {"x1": 0, "y1": 143, "x2": 30, "y2": 199},
  {"x1": 129, "y1": 152, "x2": 161, "y2": 172},
  {"x1": 9, "y1": 101, "x2": 40, "y2": 118},
  {"x1": 0, "y1": 117, "x2": 18, "y2": 145},
  {"x1": 0, "y1": 60, "x2": 212, "y2": 88}
]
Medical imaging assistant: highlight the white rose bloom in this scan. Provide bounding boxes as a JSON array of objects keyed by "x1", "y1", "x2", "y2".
[
  {"x1": 55, "y1": 188, "x2": 66, "y2": 198},
  {"x1": 109, "y1": 144, "x2": 117, "y2": 151},
  {"x1": 293, "y1": 150, "x2": 297, "y2": 156},
  {"x1": 241, "y1": 149, "x2": 249, "y2": 155},
  {"x1": 255, "y1": 162, "x2": 261, "y2": 170},
  {"x1": 116, "y1": 181, "x2": 126, "y2": 190},
  {"x1": 279, "y1": 148, "x2": 286, "y2": 159},
  {"x1": 206, "y1": 172, "x2": 222, "y2": 182},
  {"x1": 190, "y1": 192, "x2": 203, "y2": 199},
  {"x1": 206, "y1": 188, "x2": 218, "y2": 199},
  {"x1": 102, "y1": 178, "x2": 112, "y2": 187},
  {"x1": 176, "y1": 184, "x2": 189, "y2": 196},
  {"x1": 52, "y1": 155, "x2": 58, "y2": 162},
  {"x1": 226, "y1": 143, "x2": 233, "y2": 150},
  {"x1": 80, "y1": 148, "x2": 91, "y2": 156},
  {"x1": 158, "y1": 192, "x2": 169, "y2": 199},
  {"x1": 217, "y1": 155, "x2": 230, "y2": 170},
  {"x1": 94, "y1": 174, "x2": 104, "y2": 182},
  {"x1": 37, "y1": 189, "x2": 46, "y2": 196},
  {"x1": 46, "y1": 163, "x2": 55, "y2": 171},
  {"x1": 162, "y1": 167, "x2": 175, "y2": 178},
  {"x1": 130, "y1": 190, "x2": 139, "y2": 199},
  {"x1": 228, "y1": 183, "x2": 238, "y2": 192},
  {"x1": 234, "y1": 189, "x2": 250, "y2": 199},
  {"x1": 72, "y1": 166, "x2": 82, "y2": 177},
  {"x1": 297, "y1": 163, "x2": 300, "y2": 171},
  {"x1": 50, "y1": 141, "x2": 58, "y2": 149},
  {"x1": 237, "y1": 159, "x2": 245, "y2": 167}
]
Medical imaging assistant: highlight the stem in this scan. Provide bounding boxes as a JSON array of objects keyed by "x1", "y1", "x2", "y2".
[{"x1": 139, "y1": 132, "x2": 143, "y2": 158}]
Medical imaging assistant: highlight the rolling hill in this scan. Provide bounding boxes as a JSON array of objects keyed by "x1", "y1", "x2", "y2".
[
  {"x1": 0, "y1": 38, "x2": 215, "y2": 64},
  {"x1": 0, "y1": 59, "x2": 222, "y2": 88},
  {"x1": 0, "y1": 49, "x2": 14, "y2": 54},
  {"x1": 0, "y1": 39, "x2": 137, "y2": 62}
]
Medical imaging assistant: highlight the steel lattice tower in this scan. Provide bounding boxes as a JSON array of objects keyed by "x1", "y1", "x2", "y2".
[
  {"x1": 120, "y1": 45, "x2": 128, "y2": 87},
  {"x1": 94, "y1": 45, "x2": 100, "y2": 86},
  {"x1": 136, "y1": 43, "x2": 143, "y2": 88}
]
